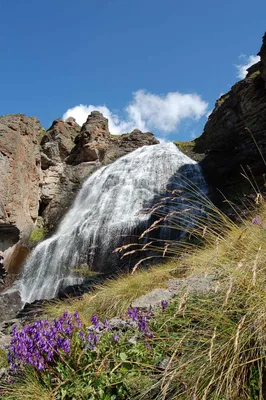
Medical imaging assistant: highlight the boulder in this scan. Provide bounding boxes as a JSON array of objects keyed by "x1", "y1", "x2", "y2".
[{"x1": 0, "y1": 289, "x2": 23, "y2": 323}]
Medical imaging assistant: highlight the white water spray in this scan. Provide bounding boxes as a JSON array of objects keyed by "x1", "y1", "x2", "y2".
[{"x1": 19, "y1": 143, "x2": 207, "y2": 303}]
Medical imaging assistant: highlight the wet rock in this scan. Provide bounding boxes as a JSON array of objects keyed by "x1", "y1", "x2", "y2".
[{"x1": 0, "y1": 290, "x2": 23, "y2": 323}]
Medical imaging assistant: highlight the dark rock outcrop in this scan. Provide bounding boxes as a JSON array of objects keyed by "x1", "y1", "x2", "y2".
[{"x1": 177, "y1": 32, "x2": 266, "y2": 202}]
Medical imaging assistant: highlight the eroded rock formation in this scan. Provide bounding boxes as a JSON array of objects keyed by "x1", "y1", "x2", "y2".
[
  {"x1": 0, "y1": 114, "x2": 42, "y2": 248},
  {"x1": 0, "y1": 111, "x2": 158, "y2": 277},
  {"x1": 39, "y1": 111, "x2": 158, "y2": 230}
]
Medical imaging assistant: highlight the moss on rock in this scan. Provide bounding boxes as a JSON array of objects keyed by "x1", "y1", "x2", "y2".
[{"x1": 28, "y1": 227, "x2": 46, "y2": 242}]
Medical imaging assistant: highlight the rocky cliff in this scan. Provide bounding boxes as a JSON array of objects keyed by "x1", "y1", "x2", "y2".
[
  {"x1": 176, "y1": 33, "x2": 266, "y2": 204},
  {"x1": 0, "y1": 111, "x2": 158, "y2": 276}
]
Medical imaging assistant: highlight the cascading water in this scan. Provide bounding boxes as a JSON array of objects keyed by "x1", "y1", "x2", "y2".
[{"x1": 19, "y1": 143, "x2": 207, "y2": 304}]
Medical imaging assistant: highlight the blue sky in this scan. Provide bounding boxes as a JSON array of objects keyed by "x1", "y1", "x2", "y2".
[{"x1": 0, "y1": 0, "x2": 265, "y2": 142}]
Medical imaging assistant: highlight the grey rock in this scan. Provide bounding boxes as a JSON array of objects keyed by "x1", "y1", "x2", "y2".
[
  {"x1": 0, "y1": 368, "x2": 8, "y2": 378},
  {"x1": 108, "y1": 317, "x2": 138, "y2": 331},
  {"x1": 131, "y1": 289, "x2": 174, "y2": 310},
  {"x1": 0, "y1": 289, "x2": 23, "y2": 323},
  {"x1": 166, "y1": 274, "x2": 216, "y2": 295}
]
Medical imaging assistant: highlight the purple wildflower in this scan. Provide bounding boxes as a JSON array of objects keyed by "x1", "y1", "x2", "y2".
[
  {"x1": 161, "y1": 300, "x2": 168, "y2": 312},
  {"x1": 7, "y1": 311, "x2": 85, "y2": 373},
  {"x1": 113, "y1": 333, "x2": 119, "y2": 342},
  {"x1": 91, "y1": 314, "x2": 100, "y2": 329},
  {"x1": 127, "y1": 308, "x2": 139, "y2": 321},
  {"x1": 252, "y1": 215, "x2": 261, "y2": 225}
]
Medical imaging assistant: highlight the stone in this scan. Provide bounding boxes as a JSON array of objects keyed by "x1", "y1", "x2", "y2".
[
  {"x1": 40, "y1": 112, "x2": 158, "y2": 231},
  {"x1": 40, "y1": 162, "x2": 98, "y2": 230},
  {"x1": 166, "y1": 274, "x2": 216, "y2": 294},
  {"x1": 131, "y1": 289, "x2": 174, "y2": 310},
  {"x1": 258, "y1": 32, "x2": 266, "y2": 82},
  {"x1": 104, "y1": 129, "x2": 159, "y2": 164},
  {"x1": 3, "y1": 243, "x2": 29, "y2": 275},
  {"x1": 0, "y1": 289, "x2": 23, "y2": 323}
]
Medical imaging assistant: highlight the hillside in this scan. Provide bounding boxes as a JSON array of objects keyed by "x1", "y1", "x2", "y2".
[{"x1": 0, "y1": 32, "x2": 266, "y2": 400}]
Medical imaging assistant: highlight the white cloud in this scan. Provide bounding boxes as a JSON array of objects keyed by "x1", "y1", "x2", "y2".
[
  {"x1": 235, "y1": 55, "x2": 260, "y2": 79},
  {"x1": 63, "y1": 90, "x2": 208, "y2": 135}
]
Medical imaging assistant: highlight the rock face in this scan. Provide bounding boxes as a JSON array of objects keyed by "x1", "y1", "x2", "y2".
[
  {"x1": 40, "y1": 111, "x2": 159, "y2": 230},
  {"x1": 177, "y1": 32, "x2": 266, "y2": 201},
  {"x1": 0, "y1": 114, "x2": 42, "y2": 244},
  {"x1": 0, "y1": 112, "x2": 159, "y2": 277},
  {"x1": 40, "y1": 117, "x2": 80, "y2": 169},
  {"x1": 67, "y1": 111, "x2": 159, "y2": 166}
]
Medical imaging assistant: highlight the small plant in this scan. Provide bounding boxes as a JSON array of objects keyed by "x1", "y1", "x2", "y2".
[
  {"x1": 28, "y1": 227, "x2": 46, "y2": 242},
  {"x1": 4, "y1": 303, "x2": 169, "y2": 399}
]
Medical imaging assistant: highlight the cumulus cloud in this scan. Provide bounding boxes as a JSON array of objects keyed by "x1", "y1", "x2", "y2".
[
  {"x1": 236, "y1": 55, "x2": 260, "y2": 79},
  {"x1": 63, "y1": 90, "x2": 208, "y2": 135}
]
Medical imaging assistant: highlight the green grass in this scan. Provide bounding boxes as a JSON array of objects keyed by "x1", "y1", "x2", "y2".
[
  {"x1": 3, "y1": 171, "x2": 266, "y2": 398},
  {"x1": 173, "y1": 140, "x2": 195, "y2": 151},
  {"x1": 0, "y1": 349, "x2": 8, "y2": 369},
  {"x1": 45, "y1": 261, "x2": 177, "y2": 324},
  {"x1": 28, "y1": 227, "x2": 46, "y2": 242}
]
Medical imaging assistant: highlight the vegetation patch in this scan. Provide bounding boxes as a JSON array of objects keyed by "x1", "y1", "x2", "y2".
[
  {"x1": 2, "y1": 161, "x2": 266, "y2": 399},
  {"x1": 28, "y1": 227, "x2": 46, "y2": 242}
]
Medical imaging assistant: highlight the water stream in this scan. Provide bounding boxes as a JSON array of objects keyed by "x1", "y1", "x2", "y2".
[{"x1": 19, "y1": 143, "x2": 207, "y2": 303}]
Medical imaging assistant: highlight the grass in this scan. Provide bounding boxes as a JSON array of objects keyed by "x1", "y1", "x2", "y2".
[
  {"x1": 1, "y1": 369, "x2": 53, "y2": 400},
  {"x1": 3, "y1": 154, "x2": 266, "y2": 398},
  {"x1": 45, "y1": 261, "x2": 177, "y2": 324},
  {"x1": 0, "y1": 349, "x2": 8, "y2": 369},
  {"x1": 38, "y1": 175, "x2": 266, "y2": 399}
]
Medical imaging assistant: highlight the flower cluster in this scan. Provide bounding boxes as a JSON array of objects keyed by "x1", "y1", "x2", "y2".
[
  {"x1": 8, "y1": 311, "x2": 82, "y2": 372},
  {"x1": 8, "y1": 301, "x2": 169, "y2": 374}
]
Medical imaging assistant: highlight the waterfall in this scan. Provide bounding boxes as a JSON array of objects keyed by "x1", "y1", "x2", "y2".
[{"x1": 19, "y1": 143, "x2": 207, "y2": 304}]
